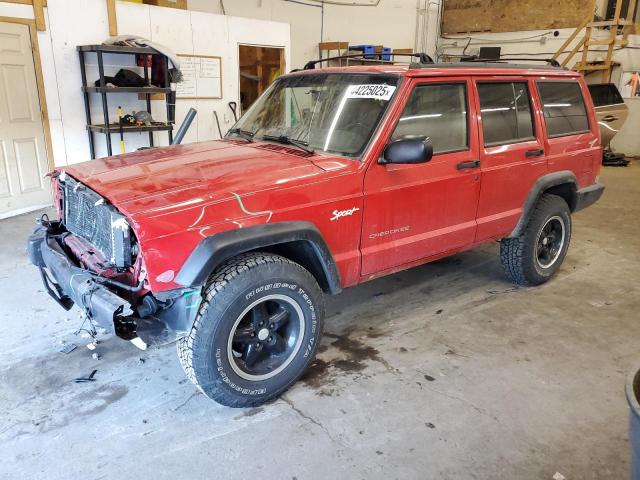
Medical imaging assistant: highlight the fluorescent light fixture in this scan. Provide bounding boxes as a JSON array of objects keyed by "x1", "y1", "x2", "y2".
[
  {"x1": 399, "y1": 113, "x2": 443, "y2": 121},
  {"x1": 324, "y1": 90, "x2": 349, "y2": 151},
  {"x1": 481, "y1": 107, "x2": 512, "y2": 112}
]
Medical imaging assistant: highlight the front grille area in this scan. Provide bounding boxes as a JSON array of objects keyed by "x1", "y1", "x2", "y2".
[{"x1": 61, "y1": 176, "x2": 131, "y2": 268}]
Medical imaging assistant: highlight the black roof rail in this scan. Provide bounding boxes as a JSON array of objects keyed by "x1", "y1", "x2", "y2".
[
  {"x1": 299, "y1": 52, "x2": 434, "y2": 71},
  {"x1": 460, "y1": 56, "x2": 562, "y2": 68}
]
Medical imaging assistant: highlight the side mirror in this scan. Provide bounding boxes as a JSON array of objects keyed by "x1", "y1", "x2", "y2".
[{"x1": 380, "y1": 136, "x2": 433, "y2": 164}]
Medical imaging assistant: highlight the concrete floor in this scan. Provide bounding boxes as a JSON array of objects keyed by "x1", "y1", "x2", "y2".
[{"x1": 1, "y1": 162, "x2": 639, "y2": 480}]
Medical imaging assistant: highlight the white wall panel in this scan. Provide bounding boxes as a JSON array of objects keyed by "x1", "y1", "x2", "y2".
[{"x1": 22, "y1": 0, "x2": 289, "y2": 165}]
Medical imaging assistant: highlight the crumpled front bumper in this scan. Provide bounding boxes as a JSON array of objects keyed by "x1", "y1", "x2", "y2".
[{"x1": 27, "y1": 224, "x2": 133, "y2": 334}]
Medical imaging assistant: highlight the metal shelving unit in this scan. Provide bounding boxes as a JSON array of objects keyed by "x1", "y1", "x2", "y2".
[{"x1": 78, "y1": 44, "x2": 174, "y2": 159}]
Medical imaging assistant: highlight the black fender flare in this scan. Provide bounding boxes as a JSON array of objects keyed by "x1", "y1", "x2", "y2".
[
  {"x1": 508, "y1": 170, "x2": 578, "y2": 238},
  {"x1": 174, "y1": 221, "x2": 342, "y2": 294}
]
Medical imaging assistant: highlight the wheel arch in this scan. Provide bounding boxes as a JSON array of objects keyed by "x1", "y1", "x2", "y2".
[
  {"x1": 174, "y1": 221, "x2": 342, "y2": 294},
  {"x1": 508, "y1": 171, "x2": 577, "y2": 238}
]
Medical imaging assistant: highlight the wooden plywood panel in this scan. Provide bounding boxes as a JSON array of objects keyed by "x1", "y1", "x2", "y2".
[{"x1": 442, "y1": 0, "x2": 596, "y2": 34}]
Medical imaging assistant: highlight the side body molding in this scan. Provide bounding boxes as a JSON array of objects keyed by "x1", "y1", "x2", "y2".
[
  {"x1": 508, "y1": 170, "x2": 578, "y2": 238},
  {"x1": 174, "y1": 221, "x2": 342, "y2": 294}
]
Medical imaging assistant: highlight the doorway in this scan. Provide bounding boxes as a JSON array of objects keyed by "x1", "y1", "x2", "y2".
[
  {"x1": 238, "y1": 44, "x2": 285, "y2": 113},
  {"x1": 0, "y1": 21, "x2": 51, "y2": 219}
]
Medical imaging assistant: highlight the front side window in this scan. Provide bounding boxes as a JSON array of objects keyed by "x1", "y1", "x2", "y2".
[
  {"x1": 477, "y1": 82, "x2": 535, "y2": 147},
  {"x1": 391, "y1": 83, "x2": 468, "y2": 155},
  {"x1": 230, "y1": 73, "x2": 399, "y2": 158},
  {"x1": 537, "y1": 81, "x2": 589, "y2": 137}
]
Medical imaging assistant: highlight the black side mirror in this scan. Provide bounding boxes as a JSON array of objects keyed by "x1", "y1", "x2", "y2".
[{"x1": 381, "y1": 136, "x2": 433, "y2": 164}]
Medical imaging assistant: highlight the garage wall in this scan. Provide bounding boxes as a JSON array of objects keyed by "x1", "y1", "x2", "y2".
[
  {"x1": 433, "y1": 0, "x2": 640, "y2": 156},
  {"x1": 441, "y1": 0, "x2": 596, "y2": 34},
  {"x1": 0, "y1": 0, "x2": 290, "y2": 166},
  {"x1": 187, "y1": 0, "x2": 427, "y2": 70}
]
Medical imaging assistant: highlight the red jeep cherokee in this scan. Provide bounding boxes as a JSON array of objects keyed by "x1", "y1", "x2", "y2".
[{"x1": 28, "y1": 59, "x2": 604, "y2": 407}]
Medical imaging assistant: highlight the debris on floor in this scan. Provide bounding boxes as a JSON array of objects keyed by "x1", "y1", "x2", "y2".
[
  {"x1": 74, "y1": 369, "x2": 98, "y2": 383},
  {"x1": 58, "y1": 342, "x2": 77, "y2": 354}
]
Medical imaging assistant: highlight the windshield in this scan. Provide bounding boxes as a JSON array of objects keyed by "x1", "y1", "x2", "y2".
[{"x1": 229, "y1": 73, "x2": 400, "y2": 158}]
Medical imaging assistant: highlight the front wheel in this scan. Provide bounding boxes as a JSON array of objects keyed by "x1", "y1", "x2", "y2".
[
  {"x1": 177, "y1": 253, "x2": 324, "y2": 408},
  {"x1": 500, "y1": 194, "x2": 572, "y2": 286}
]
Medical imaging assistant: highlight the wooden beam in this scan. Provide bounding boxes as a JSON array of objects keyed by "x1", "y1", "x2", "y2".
[
  {"x1": 32, "y1": 0, "x2": 45, "y2": 31},
  {"x1": 580, "y1": 26, "x2": 592, "y2": 68},
  {"x1": 319, "y1": 42, "x2": 349, "y2": 51},
  {"x1": 588, "y1": 19, "x2": 633, "y2": 27},
  {"x1": 600, "y1": 0, "x2": 624, "y2": 82},
  {"x1": 552, "y1": 17, "x2": 589, "y2": 61},
  {"x1": 574, "y1": 64, "x2": 610, "y2": 71},
  {"x1": 106, "y1": 0, "x2": 117, "y2": 37},
  {"x1": 3, "y1": 0, "x2": 47, "y2": 5},
  {"x1": 561, "y1": 37, "x2": 586, "y2": 67}
]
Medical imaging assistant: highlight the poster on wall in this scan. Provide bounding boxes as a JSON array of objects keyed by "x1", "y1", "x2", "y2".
[
  {"x1": 619, "y1": 71, "x2": 640, "y2": 98},
  {"x1": 176, "y1": 54, "x2": 223, "y2": 99}
]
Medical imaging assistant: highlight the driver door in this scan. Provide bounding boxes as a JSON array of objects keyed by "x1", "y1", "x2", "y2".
[{"x1": 360, "y1": 77, "x2": 481, "y2": 277}]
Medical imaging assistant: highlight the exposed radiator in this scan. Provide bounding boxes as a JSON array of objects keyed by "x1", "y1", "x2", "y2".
[{"x1": 62, "y1": 176, "x2": 131, "y2": 268}]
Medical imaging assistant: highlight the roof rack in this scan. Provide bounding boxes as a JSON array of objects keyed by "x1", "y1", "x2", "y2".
[
  {"x1": 460, "y1": 56, "x2": 562, "y2": 68},
  {"x1": 300, "y1": 52, "x2": 434, "y2": 71}
]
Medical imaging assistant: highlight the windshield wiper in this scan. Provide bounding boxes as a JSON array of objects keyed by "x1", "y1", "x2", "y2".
[
  {"x1": 262, "y1": 134, "x2": 315, "y2": 154},
  {"x1": 227, "y1": 127, "x2": 256, "y2": 142}
]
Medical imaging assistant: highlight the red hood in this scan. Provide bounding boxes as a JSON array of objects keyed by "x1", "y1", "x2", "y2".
[{"x1": 62, "y1": 140, "x2": 346, "y2": 217}]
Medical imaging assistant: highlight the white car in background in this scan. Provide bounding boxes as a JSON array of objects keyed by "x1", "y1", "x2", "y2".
[{"x1": 587, "y1": 83, "x2": 629, "y2": 162}]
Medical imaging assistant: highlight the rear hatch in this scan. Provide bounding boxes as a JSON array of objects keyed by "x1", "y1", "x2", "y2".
[{"x1": 587, "y1": 83, "x2": 628, "y2": 146}]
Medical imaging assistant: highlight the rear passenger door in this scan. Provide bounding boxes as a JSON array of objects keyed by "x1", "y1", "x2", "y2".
[{"x1": 474, "y1": 78, "x2": 547, "y2": 242}]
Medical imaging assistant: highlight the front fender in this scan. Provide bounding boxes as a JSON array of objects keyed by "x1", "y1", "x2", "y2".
[{"x1": 174, "y1": 221, "x2": 342, "y2": 294}]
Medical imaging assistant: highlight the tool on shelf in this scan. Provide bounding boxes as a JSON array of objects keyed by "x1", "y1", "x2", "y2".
[
  {"x1": 117, "y1": 106, "x2": 125, "y2": 153},
  {"x1": 78, "y1": 44, "x2": 174, "y2": 159}
]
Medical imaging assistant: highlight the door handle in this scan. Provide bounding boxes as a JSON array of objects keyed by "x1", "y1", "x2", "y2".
[
  {"x1": 525, "y1": 149, "x2": 545, "y2": 158},
  {"x1": 602, "y1": 115, "x2": 619, "y2": 122},
  {"x1": 456, "y1": 160, "x2": 480, "y2": 170}
]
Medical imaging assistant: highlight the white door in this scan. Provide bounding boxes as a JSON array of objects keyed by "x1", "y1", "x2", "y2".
[{"x1": 0, "y1": 22, "x2": 50, "y2": 219}]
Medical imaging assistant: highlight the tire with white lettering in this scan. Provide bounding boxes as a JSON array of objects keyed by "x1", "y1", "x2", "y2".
[
  {"x1": 177, "y1": 252, "x2": 324, "y2": 408},
  {"x1": 500, "y1": 194, "x2": 571, "y2": 286}
]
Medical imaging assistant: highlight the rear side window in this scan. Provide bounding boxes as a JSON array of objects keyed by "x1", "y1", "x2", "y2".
[
  {"x1": 587, "y1": 83, "x2": 624, "y2": 107},
  {"x1": 391, "y1": 83, "x2": 468, "y2": 155},
  {"x1": 537, "y1": 81, "x2": 589, "y2": 137},
  {"x1": 477, "y1": 82, "x2": 535, "y2": 147}
]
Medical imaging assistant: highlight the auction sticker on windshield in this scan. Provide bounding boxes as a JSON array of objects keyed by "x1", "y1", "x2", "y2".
[{"x1": 347, "y1": 84, "x2": 396, "y2": 100}]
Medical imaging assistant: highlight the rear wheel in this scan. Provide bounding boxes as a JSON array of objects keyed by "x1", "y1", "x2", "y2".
[
  {"x1": 177, "y1": 252, "x2": 324, "y2": 407},
  {"x1": 500, "y1": 194, "x2": 572, "y2": 286}
]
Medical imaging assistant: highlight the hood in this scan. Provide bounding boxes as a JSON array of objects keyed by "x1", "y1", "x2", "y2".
[{"x1": 62, "y1": 140, "x2": 347, "y2": 217}]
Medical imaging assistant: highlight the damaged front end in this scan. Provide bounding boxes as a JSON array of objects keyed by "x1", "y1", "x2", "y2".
[{"x1": 27, "y1": 175, "x2": 201, "y2": 349}]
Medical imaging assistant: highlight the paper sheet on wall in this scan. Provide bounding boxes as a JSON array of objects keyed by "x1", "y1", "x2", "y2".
[{"x1": 176, "y1": 55, "x2": 222, "y2": 99}]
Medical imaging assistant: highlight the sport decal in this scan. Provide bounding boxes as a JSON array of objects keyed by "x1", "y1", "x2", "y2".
[{"x1": 330, "y1": 207, "x2": 360, "y2": 221}]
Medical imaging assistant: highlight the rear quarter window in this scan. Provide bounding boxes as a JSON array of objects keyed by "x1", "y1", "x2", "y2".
[{"x1": 537, "y1": 81, "x2": 590, "y2": 138}]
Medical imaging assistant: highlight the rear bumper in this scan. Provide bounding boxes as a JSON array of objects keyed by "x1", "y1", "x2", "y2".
[
  {"x1": 27, "y1": 224, "x2": 133, "y2": 334},
  {"x1": 574, "y1": 183, "x2": 605, "y2": 212}
]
